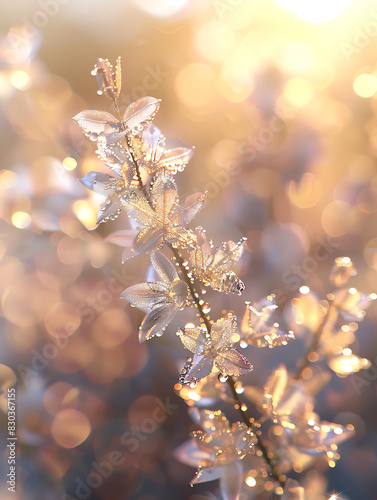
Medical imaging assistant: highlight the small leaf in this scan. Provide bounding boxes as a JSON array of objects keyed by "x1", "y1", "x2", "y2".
[
  {"x1": 214, "y1": 349, "x2": 251, "y2": 377},
  {"x1": 73, "y1": 110, "x2": 119, "y2": 141},
  {"x1": 150, "y1": 251, "x2": 178, "y2": 285},
  {"x1": 139, "y1": 303, "x2": 176, "y2": 342},
  {"x1": 91, "y1": 57, "x2": 120, "y2": 100},
  {"x1": 121, "y1": 281, "x2": 169, "y2": 310},
  {"x1": 104, "y1": 229, "x2": 138, "y2": 247},
  {"x1": 80, "y1": 171, "x2": 119, "y2": 194},
  {"x1": 123, "y1": 96, "x2": 161, "y2": 130}
]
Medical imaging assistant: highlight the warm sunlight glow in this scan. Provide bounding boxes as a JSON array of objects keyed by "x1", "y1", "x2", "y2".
[
  {"x1": 274, "y1": 0, "x2": 352, "y2": 23},
  {"x1": 353, "y1": 73, "x2": 377, "y2": 98}
]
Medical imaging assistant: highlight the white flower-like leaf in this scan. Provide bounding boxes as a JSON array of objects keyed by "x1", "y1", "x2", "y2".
[
  {"x1": 178, "y1": 315, "x2": 252, "y2": 384},
  {"x1": 121, "y1": 251, "x2": 188, "y2": 342},
  {"x1": 241, "y1": 295, "x2": 294, "y2": 348}
]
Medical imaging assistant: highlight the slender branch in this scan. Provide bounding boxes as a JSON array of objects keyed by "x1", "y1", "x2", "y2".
[
  {"x1": 227, "y1": 376, "x2": 285, "y2": 489},
  {"x1": 169, "y1": 242, "x2": 285, "y2": 490},
  {"x1": 295, "y1": 301, "x2": 335, "y2": 380},
  {"x1": 112, "y1": 97, "x2": 121, "y2": 118},
  {"x1": 168, "y1": 244, "x2": 212, "y2": 333},
  {"x1": 127, "y1": 130, "x2": 284, "y2": 492}
]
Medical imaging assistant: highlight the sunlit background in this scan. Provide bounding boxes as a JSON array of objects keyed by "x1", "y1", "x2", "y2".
[{"x1": 1, "y1": 0, "x2": 377, "y2": 498}]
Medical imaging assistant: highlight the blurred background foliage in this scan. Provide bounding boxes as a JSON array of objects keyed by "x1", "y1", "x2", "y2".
[{"x1": 1, "y1": 0, "x2": 377, "y2": 499}]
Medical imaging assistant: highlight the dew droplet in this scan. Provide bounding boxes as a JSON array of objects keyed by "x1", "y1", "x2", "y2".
[
  {"x1": 218, "y1": 373, "x2": 228, "y2": 383},
  {"x1": 202, "y1": 302, "x2": 211, "y2": 314}
]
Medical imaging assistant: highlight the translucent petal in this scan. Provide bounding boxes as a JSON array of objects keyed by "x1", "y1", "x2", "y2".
[
  {"x1": 333, "y1": 288, "x2": 373, "y2": 321},
  {"x1": 220, "y1": 460, "x2": 243, "y2": 500},
  {"x1": 104, "y1": 229, "x2": 138, "y2": 247},
  {"x1": 121, "y1": 281, "x2": 169, "y2": 310},
  {"x1": 80, "y1": 171, "x2": 118, "y2": 194},
  {"x1": 123, "y1": 96, "x2": 161, "y2": 130},
  {"x1": 173, "y1": 438, "x2": 211, "y2": 468},
  {"x1": 91, "y1": 57, "x2": 121, "y2": 99},
  {"x1": 127, "y1": 124, "x2": 165, "y2": 173},
  {"x1": 263, "y1": 364, "x2": 288, "y2": 413},
  {"x1": 178, "y1": 326, "x2": 208, "y2": 355},
  {"x1": 241, "y1": 295, "x2": 277, "y2": 335},
  {"x1": 210, "y1": 315, "x2": 238, "y2": 349},
  {"x1": 182, "y1": 192, "x2": 206, "y2": 224},
  {"x1": 122, "y1": 247, "x2": 137, "y2": 263},
  {"x1": 142, "y1": 124, "x2": 165, "y2": 156},
  {"x1": 96, "y1": 192, "x2": 123, "y2": 224},
  {"x1": 170, "y1": 278, "x2": 189, "y2": 309},
  {"x1": 189, "y1": 229, "x2": 245, "y2": 294},
  {"x1": 291, "y1": 292, "x2": 323, "y2": 330},
  {"x1": 184, "y1": 356, "x2": 213, "y2": 383},
  {"x1": 132, "y1": 227, "x2": 162, "y2": 256},
  {"x1": 191, "y1": 466, "x2": 225, "y2": 485},
  {"x1": 122, "y1": 192, "x2": 159, "y2": 227},
  {"x1": 97, "y1": 143, "x2": 134, "y2": 181},
  {"x1": 159, "y1": 147, "x2": 193, "y2": 174},
  {"x1": 211, "y1": 238, "x2": 246, "y2": 270},
  {"x1": 139, "y1": 303, "x2": 176, "y2": 341},
  {"x1": 150, "y1": 251, "x2": 178, "y2": 285},
  {"x1": 214, "y1": 349, "x2": 251, "y2": 377},
  {"x1": 73, "y1": 110, "x2": 119, "y2": 141},
  {"x1": 150, "y1": 173, "x2": 179, "y2": 219},
  {"x1": 230, "y1": 422, "x2": 255, "y2": 454}
]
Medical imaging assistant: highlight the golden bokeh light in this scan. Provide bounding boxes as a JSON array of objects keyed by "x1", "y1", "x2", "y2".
[
  {"x1": 353, "y1": 73, "x2": 377, "y2": 98},
  {"x1": 73, "y1": 200, "x2": 97, "y2": 229},
  {"x1": 44, "y1": 302, "x2": 81, "y2": 339},
  {"x1": 62, "y1": 157, "x2": 77, "y2": 171},
  {"x1": 10, "y1": 70, "x2": 31, "y2": 90},
  {"x1": 175, "y1": 63, "x2": 218, "y2": 109},
  {"x1": 51, "y1": 409, "x2": 91, "y2": 448},
  {"x1": 11, "y1": 211, "x2": 31, "y2": 229},
  {"x1": 195, "y1": 21, "x2": 235, "y2": 63},
  {"x1": 284, "y1": 77, "x2": 314, "y2": 108}
]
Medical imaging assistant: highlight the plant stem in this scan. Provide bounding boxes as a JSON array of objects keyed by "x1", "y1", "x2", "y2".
[
  {"x1": 295, "y1": 301, "x2": 335, "y2": 380},
  {"x1": 168, "y1": 244, "x2": 212, "y2": 333},
  {"x1": 169, "y1": 242, "x2": 285, "y2": 490},
  {"x1": 227, "y1": 376, "x2": 285, "y2": 489}
]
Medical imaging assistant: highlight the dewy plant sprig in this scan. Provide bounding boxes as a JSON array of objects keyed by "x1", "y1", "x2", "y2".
[{"x1": 73, "y1": 58, "x2": 375, "y2": 500}]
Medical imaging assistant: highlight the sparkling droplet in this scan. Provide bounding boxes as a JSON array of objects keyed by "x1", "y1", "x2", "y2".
[
  {"x1": 218, "y1": 373, "x2": 228, "y2": 383},
  {"x1": 202, "y1": 302, "x2": 211, "y2": 314}
]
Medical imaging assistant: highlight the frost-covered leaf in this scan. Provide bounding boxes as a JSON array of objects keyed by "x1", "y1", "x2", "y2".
[
  {"x1": 241, "y1": 295, "x2": 294, "y2": 348},
  {"x1": 80, "y1": 171, "x2": 120, "y2": 194},
  {"x1": 123, "y1": 96, "x2": 161, "y2": 129},
  {"x1": 91, "y1": 57, "x2": 121, "y2": 99},
  {"x1": 121, "y1": 173, "x2": 205, "y2": 256},
  {"x1": 188, "y1": 227, "x2": 246, "y2": 294},
  {"x1": 178, "y1": 315, "x2": 252, "y2": 384},
  {"x1": 128, "y1": 124, "x2": 193, "y2": 175},
  {"x1": 121, "y1": 252, "x2": 188, "y2": 342},
  {"x1": 73, "y1": 110, "x2": 119, "y2": 141}
]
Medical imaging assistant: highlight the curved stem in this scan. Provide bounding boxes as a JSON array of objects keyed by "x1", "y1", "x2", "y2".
[
  {"x1": 169, "y1": 242, "x2": 284, "y2": 490},
  {"x1": 227, "y1": 376, "x2": 285, "y2": 489},
  {"x1": 168, "y1": 244, "x2": 212, "y2": 332}
]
